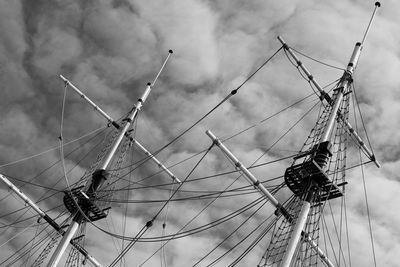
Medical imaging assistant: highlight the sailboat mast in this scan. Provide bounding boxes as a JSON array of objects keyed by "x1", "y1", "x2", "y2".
[
  {"x1": 276, "y1": 36, "x2": 380, "y2": 168},
  {"x1": 47, "y1": 51, "x2": 173, "y2": 266},
  {"x1": 280, "y1": 65, "x2": 352, "y2": 266},
  {"x1": 0, "y1": 175, "x2": 104, "y2": 266},
  {"x1": 59, "y1": 72, "x2": 181, "y2": 184},
  {"x1": 46, "y1": 85, "x2": 149, "y2": 266},
  {"x1": 280, "y1": 3, "x2": 380, "y2": 266}
]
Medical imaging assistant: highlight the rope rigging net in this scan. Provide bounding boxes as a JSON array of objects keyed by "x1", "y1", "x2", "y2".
[{"x1": 0, "y1": 38, "x2": 379, "y2": 267}]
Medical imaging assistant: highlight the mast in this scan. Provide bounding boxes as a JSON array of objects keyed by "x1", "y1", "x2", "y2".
[
  {"x1": 280, "y1": 3, "x2": 381, "y2": 266},
  {"x1": 0, "y1": 3, "x2": 383, "y2": 265},
  {"x1": 0, "y1": 174, "x2": 103, "y2": 266},
  {"x1": 46, "y1": 51, "x2": 173, "y2": 266},
  {"x1": 59, "y1": 74, "x2": 181, "y2": 184},
  {"x1": 205, "y1": 132, "x2": 334, "y2": 266}
]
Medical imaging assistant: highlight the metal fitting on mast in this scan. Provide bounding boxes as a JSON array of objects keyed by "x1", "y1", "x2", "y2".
[{"x1": 346, "y1": 42, "x2": 362, "y2": 74}]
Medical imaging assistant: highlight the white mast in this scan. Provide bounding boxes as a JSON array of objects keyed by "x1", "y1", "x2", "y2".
[
  {"x1": 280, "y1": 3, "x2": 380, "y2": 266},
  {"x1": 276, "y1": 36, "x2": 380, "y2": 168},
  {"x1": 205, "y1": 131, "x2": 335, "y2": 266},
  {"x1": 0, "y1": 174, "x2": 103, "y2": 267},
  {"x1": 47, "y1": 51, "x2": 173, "y2": 266},
  {"x1": 59, "y1": 73, "x2": 181, "y2": 184}
]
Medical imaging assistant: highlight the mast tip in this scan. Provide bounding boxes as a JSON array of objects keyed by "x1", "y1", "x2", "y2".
[
  {"x1": 375, "y1": 2, "x2": 381, "y2": 7},
  {"x1": 169, "y1": 49, "x2": 173, "y2": 54}
]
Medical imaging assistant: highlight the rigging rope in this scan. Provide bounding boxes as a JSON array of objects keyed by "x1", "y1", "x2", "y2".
[
  {"x1": 138, "y1": 196, "x2": 268, "y2": 266},
  {"x1": 289, "y1": 46, "x2": 346, "y2": 71},
  {"x1": 321, "y1": 212, "x2": 340, "y2": 266},
  {"x1": 192, "y1": 197, "x2": 269, "y2": 266},
  {"x1": 343, "y1": 193, "x2": 352, "y2": 267},
  {"x1": 326, "y1": 200, "x2": 348, "y2": 266},
  {"x1": 24, "y1": 221, "x2": 40, "y2": 267},
  {"x1": 0, "y1": 125, "x2": 110, "y2": 214},
  {"x1": 120, "y1": 46, "x2": 284, "y2": 178},
  {"x1": 193, "y1": 185, "x2": 287, "y2": 266},
  {"x1": 0, "y1": 160, "x2": 371, "y2": 232},
  {"x1": 209, "y1": 209, "x2": 281, "y2": 267},
  {"x1": 121, "y1": 140, "x2": 137, "y2": 267},
  {"x1": 106, "y1": 86, "x2": 320, "y2": 176},
  {"x1": 136, "y1": 98, "x2": 319, "y2": 265},
  {"x1": 1, "y1": 42, "x2": 380, "y2": 267},
  {"x1": 0, "y1": 126, "x2": 107, "y2": 169},
  {"x1": 108, "y1": 144, "x2": 214, "y2": 267},
  {"x1": 101, "y1": 89, "x2": 321, "y2": 210},
  {"x1": 0, "y1": 40, "x2": 382, "y2": 267},
  {"x1": 284, "y1": 48, "x2": 320, "y2": 97},
  {"x1": 104, "y1": 142, "x2": 371, "y2": 195},
  {"x1": 351, "y1": 82, "x2": 376, "y2": 158},
  {"x1": 0, "y1": 220, "x2": 37, "y2": 249},
  {"x1": 160, "y1": 184, "x2": 175, "y2": 267},
  {"x1": 138, "y1": 148, "x2": 271, "y2": 265},
  {"x1": 352, "y1": 92, "x2": 377, "y2": 267},
  {"x1": 224, "y1": 92, "x2": 317, "y2": 142}
]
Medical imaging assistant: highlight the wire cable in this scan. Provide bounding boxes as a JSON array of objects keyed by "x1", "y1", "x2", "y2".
[
  {"x1": 123, "y1": 46, "x2": 284, "y2": 178},
  {"x1": 0, "y1": 125, "x2": 107, "y2": 168},
  {"x1": 108, "y1": 145, "x2": 214, "y2": 267},
  {"x1": 352, "y1": 94, "x2": 377, "y2": 267},
  {"x1": 351, "y1": 82, "x2": 376, "y2": 158},
  {"x1": 289, "y1": 46, "x2": 346, "y2": 71}
]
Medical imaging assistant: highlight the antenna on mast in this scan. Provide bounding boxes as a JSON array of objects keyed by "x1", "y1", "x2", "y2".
[
  {"x1": 361, "y1": 2, "x2": 381, "y2": 46},
  {"x1": 348, "y1": 1, "x2": 381, "y2": 73},
  {"x1": 152, "y1": 49, "x2": 173, "y2": 87}
]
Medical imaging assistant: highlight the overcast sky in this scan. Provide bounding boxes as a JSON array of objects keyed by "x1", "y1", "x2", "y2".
[{"x1": 0, "y1": 0, "x2": 400, "y2": 266}]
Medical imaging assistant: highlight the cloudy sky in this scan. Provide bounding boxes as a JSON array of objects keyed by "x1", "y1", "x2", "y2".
[{"x1": 0, "y1": 0, "x2": 400, "y2": 266}]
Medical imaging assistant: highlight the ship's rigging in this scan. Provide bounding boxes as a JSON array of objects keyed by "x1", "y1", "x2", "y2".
[{"x1": 0, "y1": 2, "x2": 382, "y2": 267}]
